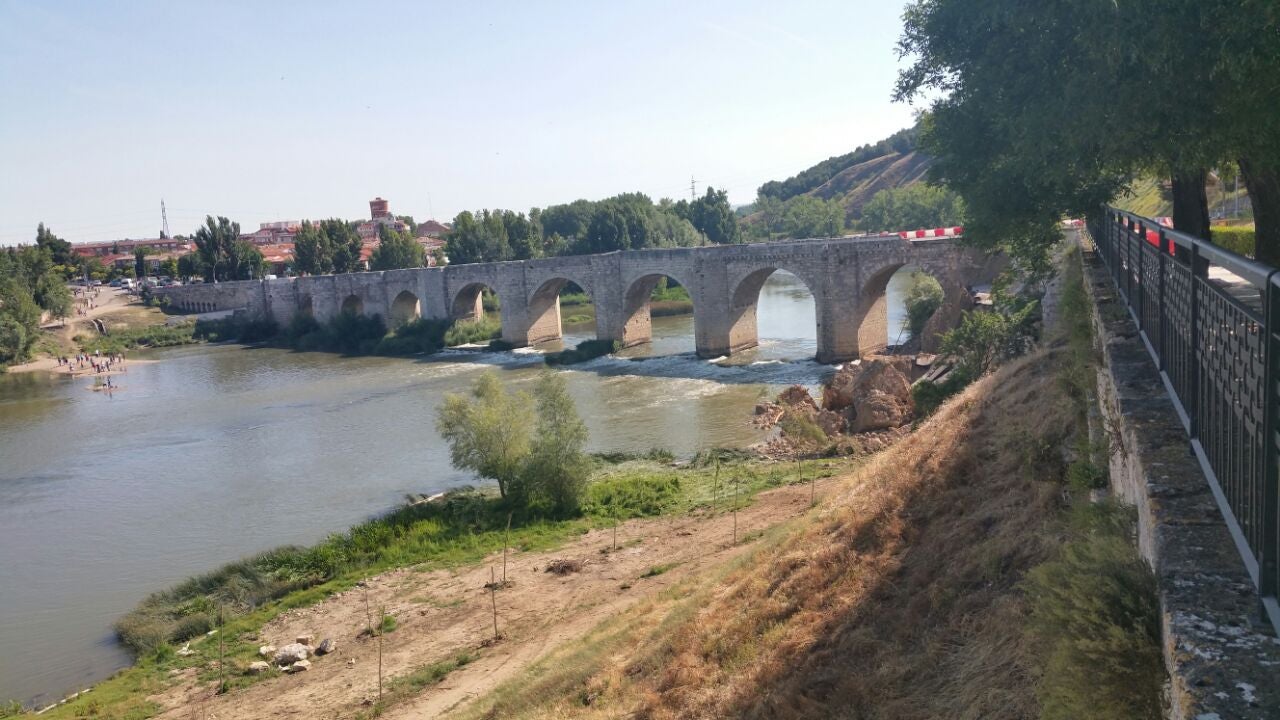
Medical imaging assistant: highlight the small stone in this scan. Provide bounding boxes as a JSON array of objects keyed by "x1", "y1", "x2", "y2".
[
  {"x1": 295, "y1": 634, "x2": 315, "y2": 646},
  {"x1": 283, "y1": 659, "x2": 310, "y2": 674},
  {"x1": 258, "y1": 644, "x2": 276, "y2": 659},
  {"x1": 315, "y1": 638, "x2": 336, "y2": 656},
  {"x1": 247, "y1": 661, "x2": 271, "y2": 675},
  {"x1": 346, "y1": 658, "x2": 356, "y2": 667},
  {"x1": 176, "y1": 643, "x2": 196, "y2": 657}
]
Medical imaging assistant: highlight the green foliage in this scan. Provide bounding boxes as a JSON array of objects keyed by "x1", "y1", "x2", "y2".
[
  {"x1": 758, "y1": 126, "x2": 917, "y2": 201},
  {"x1": 191, "y1": 216, "x2": 241, "y2": 282},
  {"x1": 777, "y1": 412, "x2": 829, "y2": 446},
  {"x1": 1212, "y1": 225, "x2": 1255, "y2": 257},
  {"x1": 672, "y1": 186, "x2": 740, "y2": 244},
  {"x1": 902, "y1": 271, "x2": 944, "y2": 337},
  {"x1": 860, "y1": 184, "x2": 965, "y2": 233},
  {"x1": 443, "y1": 318, "x2": 502, "y2": 346},
  {"x1": 370, "y1": 224, "x2": 426, "y2": 270},
  {"x1": 520, "y1": 371, "x2": 591, "y2": 514},
  {"x1": 378, "y1": 613, "x2": 397, "y2": 634},
  {"x1": 436, "y1": 371, "x2": 535, "y2": 499},
  {"x1": 749, "y1": 194, "x2": 846, "y2": 240},
  {"x1": 640, "y1": 563, "x2": 677, "y2": 578},
  {"x1": 583, "y1": 475, "x2": 682, "y2": 518},
  {"x1": 79, "y1": 321, "x2": 200, "y2": 355},
  {"x1": 1024, "y1": 503, "x2": 1164, "y2": 720},
  {"x1": 0, "y1": 700, "x2": 23, "y2": 717},
  {"x1": 910, "y1": 366, "x2": 974, "y2": 417},
  {"x1": 940, "y1": 298, "x2": 1040, "y2": 378},
  {"x1": 190, "y1": 317, "x2": 279, "y2": 345},
  {"x1": 373, "y1": 317, "x2": 452, "y2": 356},
  {"x1": 545, "y1": 339, "x2": 620, "y2": 366},
  {"x1": 358, "y1": 652, "x2": 477, "y2": 718}
]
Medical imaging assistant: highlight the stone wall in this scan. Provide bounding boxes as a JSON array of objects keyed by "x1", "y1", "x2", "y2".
[
  {"x1": 155, "y1": 235, "x2": 997, "y2": 362},
  {"x1": 1080, "y1": 246, "x2": 1280, "y2": 719}
]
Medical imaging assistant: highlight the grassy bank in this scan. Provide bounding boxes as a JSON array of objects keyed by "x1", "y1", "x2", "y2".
[
  {"x1": 444, "y1": 245, "x2": 1164, "y2": 720},
  {"x1": 22, "y1": 453, "x2": 842, "y2": 718}
]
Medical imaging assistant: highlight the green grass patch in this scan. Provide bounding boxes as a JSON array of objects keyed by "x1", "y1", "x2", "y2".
[
  {"x1": 77, "y1": 321, "x2": 199, "y2": 354},
  {"x1": 1024, "y1": 503, "x2": 1164, "y2": 720},
  {"x1": 443, "y1": 317, "x2": 501, "y2": 346},
  {"x1": 355, "y1": 651, "x2": 478, "y2": 719},
  {"x1": 640, "y1": 563, "x2": 677, "y2": 578}
]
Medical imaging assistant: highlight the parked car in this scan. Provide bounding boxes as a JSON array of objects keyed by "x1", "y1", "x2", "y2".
[{"x1": 108, "y1": 279, "x2": 122, "y2": 288}]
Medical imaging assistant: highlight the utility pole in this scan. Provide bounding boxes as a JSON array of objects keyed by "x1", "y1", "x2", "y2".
[
  {"x1": 160, "y1": 199, "x2": 170, "y2": 239},
  {"x1": 690, "y1": 176, "x2": 697, "y2": 201}
]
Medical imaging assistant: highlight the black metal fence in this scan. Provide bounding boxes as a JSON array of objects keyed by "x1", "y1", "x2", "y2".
[{"x1": 1088, "y1": 207, "x2": 1278, "y2": 628}]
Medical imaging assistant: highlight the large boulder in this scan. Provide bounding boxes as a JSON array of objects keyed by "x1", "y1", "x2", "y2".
[
  {"x1": 247, "y1": 661, "x2": 271, "y2": 675},
  {"x1": 822, "y1": 360, "x2": 912, "y2": 413},
  {"x1": 849, "y1": 390, "x2": 912, "y2": 433},
  {"x1": 273, "y1": 643, "x2": 309, "y2": 666}
]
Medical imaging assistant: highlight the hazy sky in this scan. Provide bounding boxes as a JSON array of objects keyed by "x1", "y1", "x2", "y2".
[{"x1": 0, "y1": 1, "x2": 917, "y2": 245}]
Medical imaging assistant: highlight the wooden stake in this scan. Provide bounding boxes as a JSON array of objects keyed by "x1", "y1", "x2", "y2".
[
  {"x1": 713, "y1": 456, "x2": 720, "y2": 512},
  {"x1": 733, "y1": 476, "x2": 739, "y2": 544},
  {"x1": 490, "y1": 567, "x2": 499, "y2": 640},
  {"x1": 377, "y1": 606, "x2": 384, "y2": 701},
  {"x1": 612, "y1": 517, "x2": 618, "y2": 551},
  {"x1": 503, "y1": 512, "x2": 512, "y2": 584},
  {"x1": 810, "y1": 460, "x2": 816, "y2": 507},
  {"x1": 218, "y1": 603, "x2": 225, "y2": 693}
]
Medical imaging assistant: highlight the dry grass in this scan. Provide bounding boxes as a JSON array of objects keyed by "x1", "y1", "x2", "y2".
[{"x1": 462, "y1": 341, "x2": 1082, "y2": 720}]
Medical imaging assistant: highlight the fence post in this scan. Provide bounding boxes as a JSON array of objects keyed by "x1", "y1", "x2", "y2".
[
  {"x1": 1136, "y1": 219, "x2": 1145, "y2": 333},
  {"x1": 1188, "y1": 240, "x2": 1201, "y2": 440},
  {"x1": 1157, "y1": 228, "x2": 1167, "y2": 369},
  {"x1": 1262, "y1": 273, "x2": 1280, "y2": 603}
]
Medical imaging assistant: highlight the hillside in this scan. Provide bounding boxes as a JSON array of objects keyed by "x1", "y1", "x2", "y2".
[{"x1": 747, "y1": 125, "x2": 935, "y2": 226}]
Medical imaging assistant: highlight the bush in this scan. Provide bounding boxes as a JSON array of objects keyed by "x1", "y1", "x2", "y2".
[
  {"x1": 902, "y1": 271, "x2": 944, "y2": 338},
  {"x1": 1212, "y1": 225, "x2": 1255, "y2": 257},
  {"x1": 911, "y1": 366, "x2": 975, "y2": 417},
  {"x1": 1024, "y1": 503, "x2": 1164, "y2": 720},
  {"x1": 584, "y1": 475, "x2": 682, "y2": 518},
  {"x1": 192, "y1": 317, "x2": 278, "y2": 345},
  {"x1": 940, "y1": 297, "x2": 1039, "y2": 377},
  {"x1": 374, "y1": 317, "x2": 452, "y2": 356},
  {"x1": 443, "y1": 317, "x2": 501, "y2": 346},
  {"x1": 80, "y1": 321, "x2": 199, "y2": 354},
  {"x1": 778, "y1": 412, "x2": 829, "y2": 446},
  {"x1": 545, "y1": 339, "x2": 620, "y2": 365}
]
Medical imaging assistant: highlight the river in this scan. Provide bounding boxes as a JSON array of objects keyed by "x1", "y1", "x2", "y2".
[{"x1": 0, "y1": 269, "x2": 915, "y2": 707}]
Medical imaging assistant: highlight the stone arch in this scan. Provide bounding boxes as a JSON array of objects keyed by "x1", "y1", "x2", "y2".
[
  {"x1": 389, "y1": 290, "x2": 421, "y2": 327},
  {"x1": 450, "y1": 282, "x2": 500, "y2": 323},
  {"x1": 726, "y1": 267, "x2": 819, "y2": 357},
  {"x1": 854, "y1": 263, "x2": 957, "y2": 356},
  {"x1": 341, "y1": 294, "x2": 364, "y2": 316},
  {"x1": 618, "y1": 272, "x2": 696, "y2": 350},
  {"x1": 525, "y1": 277, "x2": 594, "y2": 345}
]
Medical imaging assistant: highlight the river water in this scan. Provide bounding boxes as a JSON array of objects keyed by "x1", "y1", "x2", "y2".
[{"x1": 0, "y1": 270, "x2": 913, "y2": 707}]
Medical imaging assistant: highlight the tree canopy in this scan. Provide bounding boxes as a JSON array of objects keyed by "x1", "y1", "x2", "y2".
[
  {"x1": 370, "y1": 224, "x2": 425, "y2": 270},
  {"x1": 860, "y1": 184, "x2": 965, "y2": 233}
]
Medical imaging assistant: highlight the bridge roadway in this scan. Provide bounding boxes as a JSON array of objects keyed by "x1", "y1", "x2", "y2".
[{"x1": 155, "y1": 234, "x2": 997, "y2": 363}]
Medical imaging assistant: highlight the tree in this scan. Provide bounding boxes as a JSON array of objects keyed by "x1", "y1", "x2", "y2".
[
  {"x1": 780, "y1": 196, "x2": 845, "y2": 238},
  {"x1": 679, "y1": 186, "x2": 740, "y2": 244},
  {"x1": 227, "y1": 240, "x2": 266, "y2": 280},
  {"x1": 901, "y1": 271, "x2": 944, "y2": 338},
  {"x1": 370, "y1": 225, "x2": 425, "y2": 270},
  {"x1": 446, "y1": 210, "x2": 512, "y2": 265},
  {"x1": 177, "y1": 253, "x2": 204, "y2": 281},
  {"x1": 435, "y1": 371, "x2": 535, "y2": 499},
  {"x1": 0, "y1": 277, "x2": 41, "y2": 363},
  {"x1": 35, "y1": 223, "x2": 74, "y2": 266},
  {"x1": 292, "y1": 221, "x2": 333, "y2": 276},
  {"x1": 36, "y1": 273, "x2": 72, "y2": 323},
  {"x1": 134, "y1": 248, "x2": 152, "y2": 279},
  {"x1": 522, "y1": 370, "x2": 590, "y2": 515},
  {"x1": 192, "y1": 216, "x2": 241, "y2": 282},
  {"x1": 860, "y1": 184, "x2": 965, "y2": 232},
  {"x1": 324, "y1": 219, "x2": 364, "y2": 274},
  {"x1": 160, "y1": 257, "x2": 180, "y2": 280}
]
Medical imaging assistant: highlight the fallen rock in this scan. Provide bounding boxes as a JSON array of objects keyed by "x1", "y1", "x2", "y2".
[
  {"x1": 257, "y1": 644, "x2": 276, "y2": 659},
  {"x1": 247, "y1": 661, "x2": 271, "y2": 675},
  {"x1": 849, "y1": 390, "x2": 912, "y2": 433},
  {"x1": 295, "y1": 634, "x2": 315, "y2": 646},
  {"x1": 813, "y1": 409, "x2": 846, "y2": 437},
  {"x1": 273, "y1": 643, "x2": 309, "y2": 666},
  {"x1": 315, "y1": 638, "x2": 336, "y2": 656},
  {"x1": 752, "y1": 402, "x2": 785, "y2": 428},
  {"x1": 822, "y1": 359, "x2": 912, "y2": 414},
  {"x1": 283, "y1": 659, "x2": 310, "y2": 674},
  {"x1": 176, "y1": 643, "x2": 195, "y2": 657}
]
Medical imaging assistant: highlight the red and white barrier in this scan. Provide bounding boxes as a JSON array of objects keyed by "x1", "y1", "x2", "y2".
[{"x1": 897, "y1": 226, "x2": 964, "y2": 239}]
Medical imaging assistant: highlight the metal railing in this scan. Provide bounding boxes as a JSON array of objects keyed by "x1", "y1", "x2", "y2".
[{"x1": 1088, "y1": 207, "x2": 1278, "y2": 630}]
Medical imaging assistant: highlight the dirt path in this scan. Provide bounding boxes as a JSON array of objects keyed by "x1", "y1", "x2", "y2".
[{"x1": 150, "y1": 482, "x2": 823, "y2": 719}]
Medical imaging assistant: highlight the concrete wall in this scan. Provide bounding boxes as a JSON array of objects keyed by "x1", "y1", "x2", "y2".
[
  {"x1": 1080, "y1": 244, "x2": 1280, "y2": 719},
  {"x1": 154, "y1": 235, "x2": 995, "y2": 362}
]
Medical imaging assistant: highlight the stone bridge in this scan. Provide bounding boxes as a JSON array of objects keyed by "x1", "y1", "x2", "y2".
[{"x1": 155, "y1": 234, "x2": 998, "y2": 363}]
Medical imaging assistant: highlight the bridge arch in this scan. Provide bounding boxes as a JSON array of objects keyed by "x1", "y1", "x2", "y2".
[
  {"x1": 618, "y1": 272, "x2": 698, "y2": 352},
  {"x1": 450, "y1": 282, "x2": 500, "y2": 323},
  {"x1": 526, "y1": 276, "x2": 594, "y2": 346},
  {"x1": 389, "y1": 290, "x2": 421, "y2": 327},
  {"x1": 726, "y1": 267, "x2": 820, "y2": 358},
  {"x1": 341, "y1": 294, "x2": 364, "y2": 316},
  {"x1": 854, "y1": 263, "x2": 960, "y2": 356}
]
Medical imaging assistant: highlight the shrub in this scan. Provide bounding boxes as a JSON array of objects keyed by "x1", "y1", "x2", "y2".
[
  {"x1": 443, "y1": 317, "x2": 501, "y2": 346},
  {"x1": 902, "y1": 271, "x2": 944, "y2": 337},
  {"x1": 778, "y1": 412, "x2": 828, "y2": 446},
  {"x1": 941, "y1": 298, "x2": 1039, "y2": 377},
  {"x1": 172, "y1": 613, "x2": 215, "y2": 642},
  {"x1": 1212, "y1": 225, "x2": 1255, "y2": 257},
  {"x1": 374, "y1": 317, "x2": 452, "y2": 356},
  {"x1": 584, "y1": 474, "x2": 682, "y2": 518},
  {"x1": 910, "y1": 366, "x2": 974, "y2": 417}
]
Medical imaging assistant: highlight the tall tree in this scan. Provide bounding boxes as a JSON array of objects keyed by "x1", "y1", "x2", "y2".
[
  {"x1": 522, "y1": 370, "x2": 590, "y2": 515},
  {"x1": 292, "y1": 221, "x2": 333, "y2": 276},
  {"x1": 680, "y1": 186, "x2": 740, "y2": 244},
  {"x1": 324, "y1": 219, "x2": 364, "y2": 274},
  {"x1": 435, "y1": 371, "x2": 535, "y2": 499},
  {"x1": 192, "y1": 216, "x2": 241, "y2": 282},
  {"x1": 370, "y1": 224, "x2": 425, "y2": 270}
]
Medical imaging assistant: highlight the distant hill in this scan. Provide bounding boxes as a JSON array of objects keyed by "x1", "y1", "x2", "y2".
[{"x1": 749, "y1": 125, "x2": 933, "y2": 224}]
